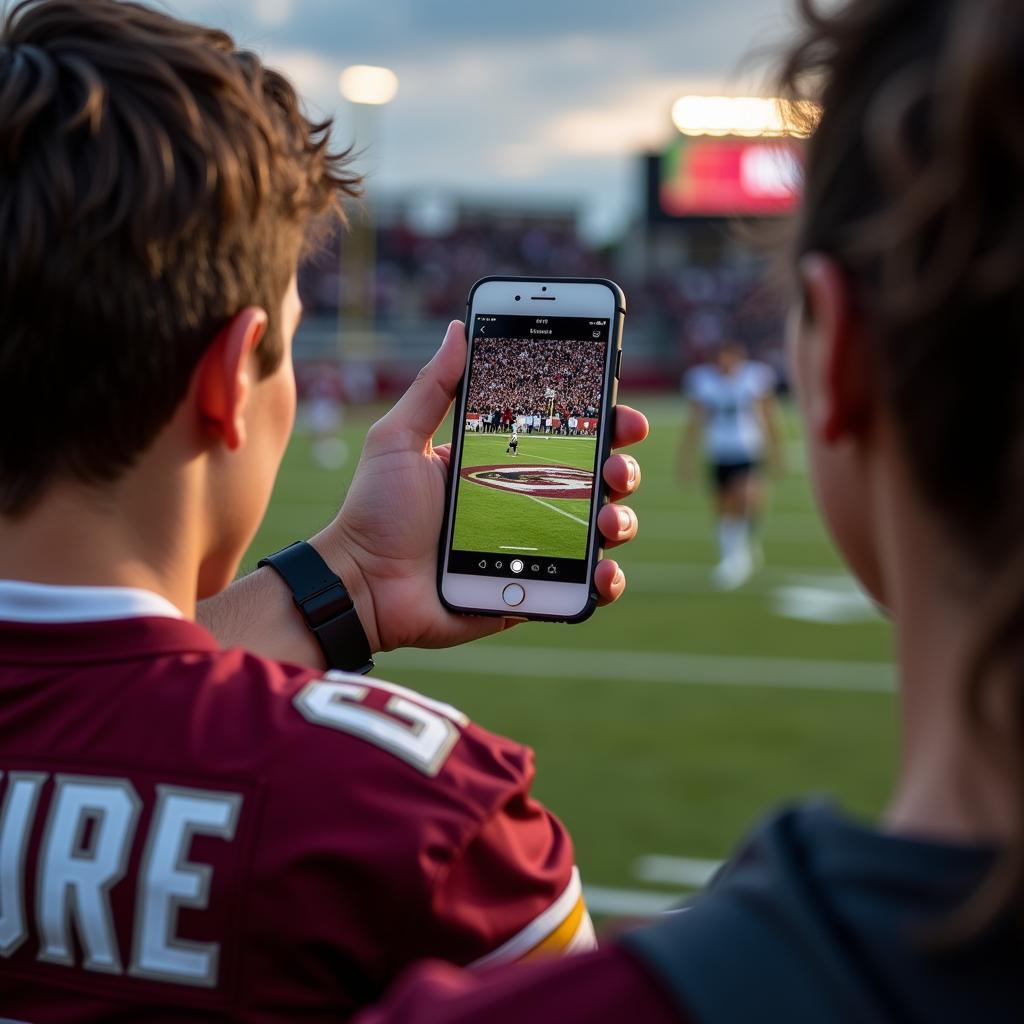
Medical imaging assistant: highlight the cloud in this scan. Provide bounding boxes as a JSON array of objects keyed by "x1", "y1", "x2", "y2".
[
  {"x1": 263, "y1": 46, "x2": 339, "y2": 108},
  {"x1": 252, "y1": 0, "x2": 293, "y2": 28},
  {"x1": 159, "y1": 0, "x2": 796, "y2": 238},
  {"x1": 537, "y1": 78, "x2": 722, "y2": 157}
]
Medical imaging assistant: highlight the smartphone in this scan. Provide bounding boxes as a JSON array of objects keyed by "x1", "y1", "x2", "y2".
[{"x1": 438, "y1": 276, "x2": 625, "y2": 622}]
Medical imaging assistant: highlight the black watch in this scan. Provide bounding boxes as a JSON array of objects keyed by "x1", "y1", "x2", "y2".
[{"x1": 257, "y1": 541, "x2": 374, "y2": 674}]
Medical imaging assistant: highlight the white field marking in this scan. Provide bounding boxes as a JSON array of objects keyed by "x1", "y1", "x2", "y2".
[
  {"x1": 772, "y1": 582, "x2": 879, "y2": 624},
  {"x1": 379, "y1": 644, "x2": 895, "y2": 694},
  {"x1": 475, "y1": 453, "x2": 594, "y2": 527},
  {"x1": 621, "y1": 566, "x2": 884, "y2": 617},
  {"x1": 523, "y1": 493, "x2": 590, "y2": 527},
  {"x1": 583, "y1": 886, "x2": 687, "y2": 917},
  {"x1": 500, "y1": 546, "x2": 539, "y2": 551},
  {"x1": 633, "y1": 855, "x2": 723, "y2": 889},
  {"x1": 492, "y1": 433, "x2": 597, "y2": 441},
  {"x1": 492, "y1": 446, "x2": 596, "y2": 527}
]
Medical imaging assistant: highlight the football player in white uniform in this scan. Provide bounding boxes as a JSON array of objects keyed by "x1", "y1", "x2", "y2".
[
  {"x1": 506, "y1": 426, "x2": 519, "y2": 456},
  {"x1": 680, "y1": 341, "x2": 783, "y2": 589}
]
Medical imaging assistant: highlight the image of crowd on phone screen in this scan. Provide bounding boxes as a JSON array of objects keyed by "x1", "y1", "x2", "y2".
[
  {"x1": 451, "y1": 334, "x2": 607, "y2": 562},
  {"x1": 464, "y1": 336, "x2": 604, "y2": 437}
]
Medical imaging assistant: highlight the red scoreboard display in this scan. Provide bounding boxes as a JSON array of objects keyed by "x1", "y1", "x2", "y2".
[{"x1": 649, "y1": 136, "x2": 804, "y2": 220}]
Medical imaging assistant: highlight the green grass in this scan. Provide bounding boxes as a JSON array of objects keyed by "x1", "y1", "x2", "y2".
[
  {"x1": 451, "y1": 432, "x2": 597, "y2": 559},
  {"x1": 247, "y1": 394, "x2": 897, "y2": 908}
]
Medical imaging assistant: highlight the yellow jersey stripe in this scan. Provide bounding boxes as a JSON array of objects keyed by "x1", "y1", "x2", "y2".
[
  {"x1": 469, "y1": 867, "x2": 594, "y2": 969},
  {"x1": 519, "y1": 895, "x2": 588, "y2": 960}
]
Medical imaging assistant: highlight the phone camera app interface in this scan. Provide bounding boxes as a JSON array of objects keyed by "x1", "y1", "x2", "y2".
[{"x1": 448, "y1": 314, "x2": 610, "y2": 584}]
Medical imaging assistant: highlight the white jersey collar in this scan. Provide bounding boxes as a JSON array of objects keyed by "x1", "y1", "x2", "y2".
[{"x1": 0, "y1": 579, "x2": 185, "y2": 624}]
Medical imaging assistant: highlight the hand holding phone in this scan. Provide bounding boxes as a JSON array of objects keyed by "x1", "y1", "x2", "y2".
[
  {"x1": 438, "y1": 278, "x2": 626, "y2": 623},
  {"x1": 318, "y1": 317, "x2": 646, "y2": 653}
]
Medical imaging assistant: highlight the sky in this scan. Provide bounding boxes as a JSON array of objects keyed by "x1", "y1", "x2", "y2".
[{"x1": 163, "y1": 0, "x2": 795, "y2": 240}]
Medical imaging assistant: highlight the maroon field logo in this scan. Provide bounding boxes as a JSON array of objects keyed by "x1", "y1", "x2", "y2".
[{"x1": 461, "y1": 464, "x2": 593, "y2": 500}]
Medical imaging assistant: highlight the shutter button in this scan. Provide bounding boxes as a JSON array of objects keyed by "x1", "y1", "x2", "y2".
[{"x1": 501, "y1": 583, "x2": 525, "y2": 607}]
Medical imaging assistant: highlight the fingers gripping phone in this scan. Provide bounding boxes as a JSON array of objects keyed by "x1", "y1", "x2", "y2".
[{"x1": 438, "y1": 277, "x2": 625, "y2": 622}]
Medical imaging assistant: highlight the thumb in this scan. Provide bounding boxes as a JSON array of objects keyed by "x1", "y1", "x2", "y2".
[{"x1": 378, "y1": 320, "x2": 467, "y2": 443}]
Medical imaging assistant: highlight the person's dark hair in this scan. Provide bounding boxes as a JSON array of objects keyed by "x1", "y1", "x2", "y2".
[
  {"x1": 779, "y1": 0, "x2": 1024, "y2": 932},
  {"x1": 0, "y1": 0, "x2": 361, "y2": 514}
]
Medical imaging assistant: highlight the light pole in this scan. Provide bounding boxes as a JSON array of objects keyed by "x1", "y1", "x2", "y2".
[{"x1": 337, "y1": 64, "x2": 398, "y2": 358}]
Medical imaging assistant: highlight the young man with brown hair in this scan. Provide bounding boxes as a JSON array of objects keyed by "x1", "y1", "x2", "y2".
[{"x1": 0, "y1": 1, "x2": 647, "y2": 1019}]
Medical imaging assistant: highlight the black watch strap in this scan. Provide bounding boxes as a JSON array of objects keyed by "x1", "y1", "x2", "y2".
[{"x1": 257, "y1": 541, "x2": 374, "y2": 674}]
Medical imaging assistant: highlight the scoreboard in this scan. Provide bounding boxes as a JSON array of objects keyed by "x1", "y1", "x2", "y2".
[{"x1": 647, "y1": 135, "x2": 804, "y2": 221}]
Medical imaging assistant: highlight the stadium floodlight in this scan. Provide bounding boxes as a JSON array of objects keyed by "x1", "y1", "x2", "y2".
[
  {"x1": 671, "y1": 95, "x2": 811, "y2": 138},
  {"x1": 334, "y1": 64, "x2": 398, "y2": 352},
  {"x1": 338, "y1": 64, "x2": 399, "y2": 106}
]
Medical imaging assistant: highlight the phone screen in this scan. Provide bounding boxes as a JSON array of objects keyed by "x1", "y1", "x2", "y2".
[{"x1": 446, "y1": 313, "x2": 611, "y2": 584}]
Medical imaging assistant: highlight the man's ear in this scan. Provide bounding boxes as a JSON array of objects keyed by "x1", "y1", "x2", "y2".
[
  {"x1": 196, "y1": 307, "x2": 268, "y2": 451},
  {"x1": 799, "y1": 254, "x2": 873, "y2": 445}
]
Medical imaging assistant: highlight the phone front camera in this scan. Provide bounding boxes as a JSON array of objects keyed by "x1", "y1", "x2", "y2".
[{"x1": 515, "y1": 295, "x2": 521, "y2": 301}]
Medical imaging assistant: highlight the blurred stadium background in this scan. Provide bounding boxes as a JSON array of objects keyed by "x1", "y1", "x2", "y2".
[{"x1": 192, "y1": 0, "x2": 901, "y2": 918}]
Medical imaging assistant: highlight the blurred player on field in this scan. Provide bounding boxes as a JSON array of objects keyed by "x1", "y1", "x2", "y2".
[
  {"x1": 678, "y1": 340, "x2": 783, "y2": 589},
  {"x1": 299, "y1": 359, "x2": 348, "y2": 469},
  {"x1": 507, "y1": 425, "x2": 519, "y2": 456}
]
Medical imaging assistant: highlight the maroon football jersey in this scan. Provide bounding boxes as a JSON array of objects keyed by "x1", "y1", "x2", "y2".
[
  {"x1": 352, "y1": 946, "x2": 683, "y2": 1024},
  {"x1": 0, "y1": 582, "x2": 593, "y2": 1022}
]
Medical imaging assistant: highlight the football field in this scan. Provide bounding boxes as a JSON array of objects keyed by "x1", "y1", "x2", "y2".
[
  {"x1": 451, "y1": 431, "x2": 597, "y2": 559},
  {"x1": 246, "y1": 394, "x2": 896, "y2": 917}
]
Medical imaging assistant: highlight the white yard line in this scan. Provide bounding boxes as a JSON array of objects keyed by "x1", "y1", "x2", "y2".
[
  {"x1": 477, "y1": 449, "x2": 595, "y2": 527},
  {"x1": 772, "y1": 583, "x2": 878, "y2": 624},
  {"x1": 523, "y1": 493, "x2": 590, "y2": 526},
  {"x1": 583, "y1": 886, "x2": 687, "y2": 917},
  {"x1": 379, "y1": 644, "x2": 895, "y2": 694},
  {"x1": 496, "y1": 434, "x2": 596, "y2": 441},
  {"x1": 633, "y1": 855, "x2": 723, "y2": 889}
]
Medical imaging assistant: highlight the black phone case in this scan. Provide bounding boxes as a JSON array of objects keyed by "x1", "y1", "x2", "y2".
[{"x1": 436, "y1": 276, "x2": 627, "y2": 624}]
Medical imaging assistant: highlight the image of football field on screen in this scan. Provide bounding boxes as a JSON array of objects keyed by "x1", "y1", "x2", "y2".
[
  {"x1": 451, "y1": 330, "x2": 605, "y2": 562},
  {"x1": 451, "y1": 431, "x2": 598, "y2": 559}
]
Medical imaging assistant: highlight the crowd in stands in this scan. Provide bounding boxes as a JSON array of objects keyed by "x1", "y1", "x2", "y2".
[
  {"x1": 299, "y1": 218, "x2": 605, "y2": 322},
  {"x1": 296, "y1": 215, "x2": 788, "y2": 392},
  {"x1": 465, "y1": 336, "x2": 605, "y2": 431}
]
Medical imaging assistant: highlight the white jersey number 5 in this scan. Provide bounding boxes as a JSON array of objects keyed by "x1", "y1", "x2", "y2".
[{"x1": 294, "y1": 675, "x2": 467, "y2": 777}]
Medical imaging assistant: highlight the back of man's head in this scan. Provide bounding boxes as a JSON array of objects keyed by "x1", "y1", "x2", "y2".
[{"x1": 0, "y1": 0, "x2": 359, "y2": 515}]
